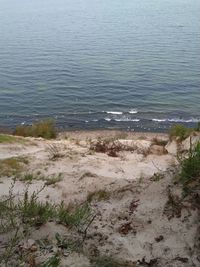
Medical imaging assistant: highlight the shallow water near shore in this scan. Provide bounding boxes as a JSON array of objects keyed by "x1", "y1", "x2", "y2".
[{"x1": 0, "y1": 0, "x2": 199, "y2": 132}]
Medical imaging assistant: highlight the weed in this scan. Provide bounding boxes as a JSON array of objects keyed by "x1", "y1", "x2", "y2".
[
  {"x1": 39, "y1": 253, "x2": 61, "y2": 267},
  {"x1": 194, "y1": 121, "x2": 200, "y2": 132},
  {"x1": 89, "y1": 137, "x2": 134, "y2": 157},
  {"x1": 150, "y1": 173, "x2": 165, "y2": 182},
  {"x1": 178, "y1": 142, "x2": 200, "y2": 196},
  {"x1": 47, "y1": 144, "x2": 63, "y2": 160},
  {"x1": 57, "y1": 202, "x2": 91, "y2": 229},
  {"x1": 19, "y1": 189, "x2": 56, "y2": 227},
  {"x1": 14, "y1": 119, "x2": 57, "y2": 139},
  {"x1": 0, "y1": 134, "x2": 23, "y2": 143},
  {"x1": 0, "y1": 184, "x2": 94, "y2": 265},
  {"x1": 169, "y1": 124, "x2": 192, "y2": 141},
  {"x1": 20, "y1": 173, "x2": 35, "y2": 183},
  {"x1": 45, "y1": 174, "x2": 63, "y2": 186},
  {"x1": 0, "y1": 157, "x2": 27, "y2": 177}
]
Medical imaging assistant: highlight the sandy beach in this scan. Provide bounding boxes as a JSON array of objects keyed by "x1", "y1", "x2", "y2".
[{"x1": 0, "y1": 130, "x2": 199, "y2": 267}]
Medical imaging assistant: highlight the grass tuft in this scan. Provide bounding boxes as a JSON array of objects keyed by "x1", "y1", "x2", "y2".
[
  {"x1": 0, "y1": 134, "x2": 23, "y2": 143},
  {"x1": 13, "y1": 119, "x2": 57, "y2": 139},
  {"x1": 179, "y1": 142, "x2": 200, "y2": 187},
  {"x1": 169, "y1": 124, "x2": 193, "y2": 141},
  {"x1": 0, "y1": 157, "x2": 28, "y2": 177}
]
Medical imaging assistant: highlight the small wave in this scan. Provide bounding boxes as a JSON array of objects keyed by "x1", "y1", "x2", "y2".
[
  {"x1": 152, "y1": 119, "x2": 167, "y2": 122},
  {"x1": 152, "y1": 118, "x2": 199, "y2": 123},
  {"x1": 168, "y1": 118, "x2": 199, "y2": 123},
  {"x1": 128, "y1": 109, "x2": 138, "y2": 114},
  {"x1": 106, "y1": 111, "x2": 123, "y2": 115},
  {"x1": 114, "y1": 118, "x2": 140, "y2": 122},
  {"x1": 104, "y1": 118, "x2": 112, "y2": 121}
]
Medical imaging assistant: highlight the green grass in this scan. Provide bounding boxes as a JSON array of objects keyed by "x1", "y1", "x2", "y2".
[
  {"x1": 0, "y1": 134, "x2": 21, "y2": 143},
  {"x1": 169, "y1": 124, "x2": 193, "y2": 141},
  {"x1": 39, "y1": 254, "x2": 61, "y2": 267},
  {"x1": 0, "y1": 183, "x2": 93, "y2": 265},
  {"x1": 19, "y1": 190, "x2": 56, "y2": 227},
  {"x1": 57, "y1": 202, "x2": 91, "y2": 228},
  {"x1": 13, "y1": 119, "x2": 57, "y2": 139},
  {"x1": 180, "y1": 142, "x2": 200, "y2": 186}
]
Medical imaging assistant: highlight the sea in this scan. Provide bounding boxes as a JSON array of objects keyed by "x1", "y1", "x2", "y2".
[{"x1": 0, "y1": 0, "x2": 199, "y2": 132}]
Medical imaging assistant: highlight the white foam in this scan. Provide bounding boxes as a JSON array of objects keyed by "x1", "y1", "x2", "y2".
[
  {"x1": 152, "y1": 119, "x2": 167, "y2": 122},
  {"x1": 114, "y1": 118, "x2": 140, "y2": 122},
  {"x1": 104, "y1": 118, "x2": 112, "y2": 121},
  {"x1": 106, "y1": 111, "x2": 123, "y2": 115},
  {"x1": 152, "y1": 118, "x2": 199, "y2": 123},
  {"x1": 128, "y1": 109, "x2": 138, "y2": 114},
  {"x1": 167, "y1": 118, "x2": 199, "y2": 123}
]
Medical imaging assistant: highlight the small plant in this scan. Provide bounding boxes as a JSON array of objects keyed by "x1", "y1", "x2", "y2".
[
  {"x1": 89, "y1": 137, "x2": 134, "y2": 157},
  {"x1": 39, "y1": 253, "x2": 61, "y2": 267},
  {"x1": 20, "y1": 173, "x2": 35, "y2": 183},
  {"x1": 150, "y1": 173, "x2": 165, "y2": 182},
  {"x1": 169, "y1": 124, "x2": 192, "y2": 141},
  {"x1": 57, "y1": 202, "x2": 91, "y2": 229},
  {"x1": 14, "y1": 119, "x2": 57, "y2": 139},
  {"x1": 195, "y1": 121, "x2": 200, "y2": 132},
  {"x1": 0, "y1": 134, "x2": 23, "y2": 143},
  {"x1": 47, "y1": 143, "x2": 63, "y2": 160},
  {"x1": 0, "y1": 157, "x2": 27, "y2": 177},
  {"x1": 19, "y1": 189, "x2": 56, "y2": 227},
  {"x1": 179, "y1": 142, "x2": 200, "y2": 188},
  {"x1": 0, "y1": 183, "x2": 94, "y2": 265},
  {"x1": 45, "y1": 174, "x2": 63, "y2": 186}
]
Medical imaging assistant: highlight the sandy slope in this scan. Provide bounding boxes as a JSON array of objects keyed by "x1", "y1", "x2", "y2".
[{"x1": 0, "y1": 131, "x2": 199, "y2": 267}]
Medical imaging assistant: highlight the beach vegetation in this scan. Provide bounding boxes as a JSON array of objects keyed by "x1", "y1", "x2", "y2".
[
  {"x1": 0, "y1": 134, "x2": 24, "y2": 143},
  {"x1": 47, "y1": 143, "x2": 63, "y2": 160},
  {"x1": 44, "y1": 173, "x2": 63, "y2": 186},
  {"x1": 0, "y1": 182, "x2": 93, "y2": 265},
  {"x1": 13, "y1": 119, "x2": 57, "y2": 139},
  {"x1": 169, "y1": 124, "x2": 193, "y2": 141},
  {"x1": 89, "y1": 137, "x2": 135, "y2": 157},
  {"x1": 0, "y1": 157, "x2": 28, "y2": 177},
  {"x1": 179, "y1": 142, "x2": 200, "y2": 193}
]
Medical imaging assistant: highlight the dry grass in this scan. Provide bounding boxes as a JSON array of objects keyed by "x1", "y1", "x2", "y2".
[
  {"x1": 0, "y1": 157, "x2": 28, "y2": 177},
  {"x1": 89, "y1": 137, "x2": 135, "y2": 157}
]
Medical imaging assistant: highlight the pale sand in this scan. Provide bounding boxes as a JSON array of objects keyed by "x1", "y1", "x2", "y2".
[{"x1": 0, "y1": 131, "x2": 199, "y2": 266}]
